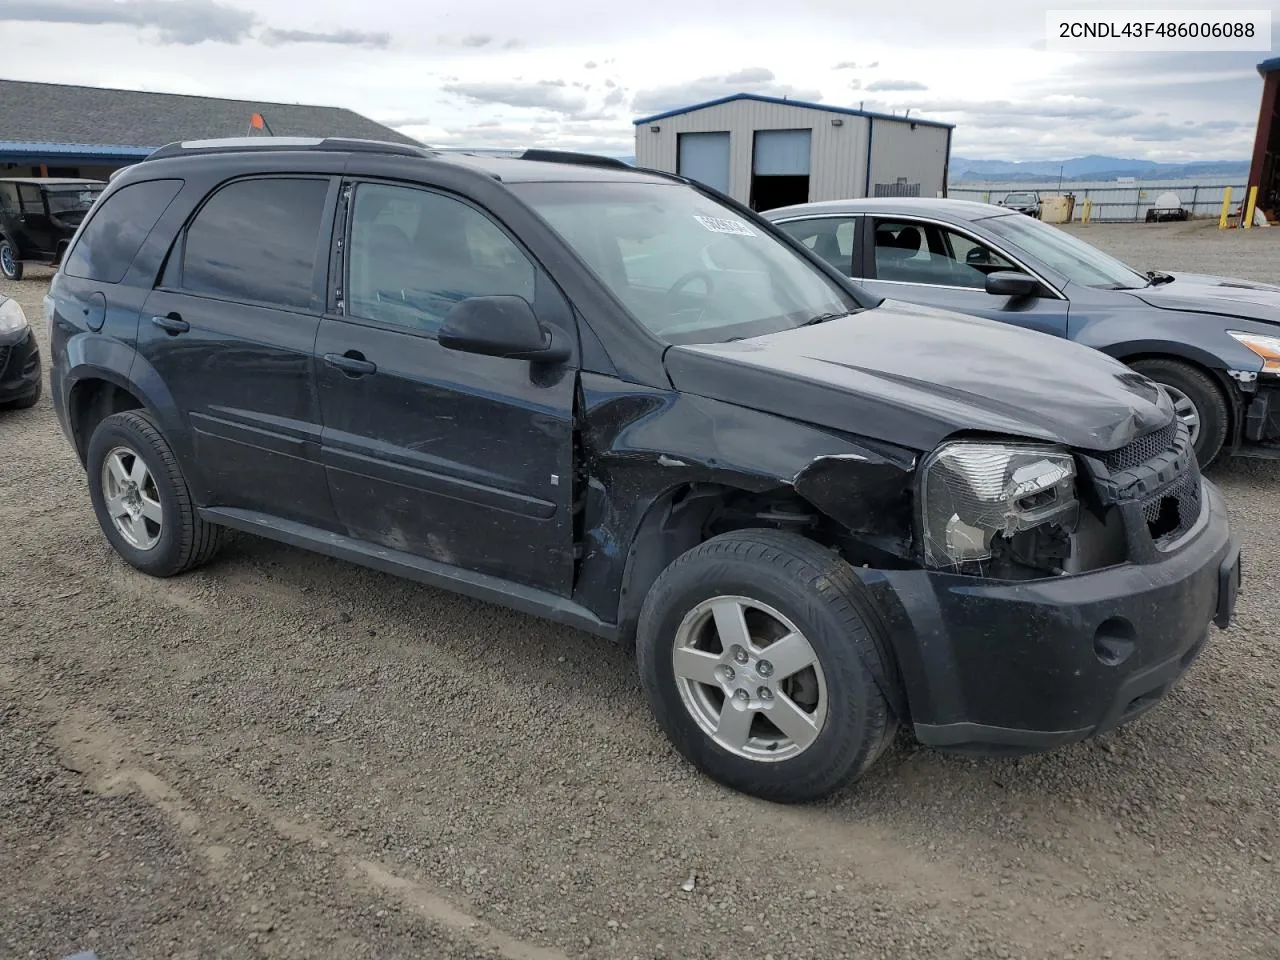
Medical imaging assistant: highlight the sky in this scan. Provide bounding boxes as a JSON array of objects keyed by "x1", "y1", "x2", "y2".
[{"x1": 0, "y1": 0, "x2": 1276, "y2": 161}]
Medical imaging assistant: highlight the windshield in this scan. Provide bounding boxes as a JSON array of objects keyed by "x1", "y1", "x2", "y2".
[
  {"x1": 44, "y1": 185, "x2": 104, "y2": 216},
  {"x1": 982, "y1": 212, "x2": 1148, "y2": 289},
  {"x1": 511, "y1": 180, "x2": 858, "y2": 343}
]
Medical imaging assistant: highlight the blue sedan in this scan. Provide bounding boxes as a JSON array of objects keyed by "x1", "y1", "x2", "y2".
[{"x1": 763, "y1": 197, "x2": 1280, "y2": 466}]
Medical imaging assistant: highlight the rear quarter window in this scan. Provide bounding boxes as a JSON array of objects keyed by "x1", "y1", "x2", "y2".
[{"x1": 63, "y1": 178, "x2": 184, "y2": 284}]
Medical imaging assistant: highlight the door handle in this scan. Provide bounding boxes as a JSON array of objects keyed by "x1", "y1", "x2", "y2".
[
  {"x1": 150, "y1": 314, "x2": 189, "y2": 335},
  {"x1": 323, "y1": 351, "x2": 377, "y2": 377}
]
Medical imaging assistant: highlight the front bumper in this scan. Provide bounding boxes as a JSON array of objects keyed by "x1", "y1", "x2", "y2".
[
  {"x1": 860, "y1": 479, "x2": 1238, "y2": 755},
  {"x1": 0, "y1": 326, "x2": 40, "y2": 404}
]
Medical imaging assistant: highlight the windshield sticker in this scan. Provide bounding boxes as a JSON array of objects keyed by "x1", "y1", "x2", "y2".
[{"x1": 693, "y1": 215, "x2": 756, "y2": 237}]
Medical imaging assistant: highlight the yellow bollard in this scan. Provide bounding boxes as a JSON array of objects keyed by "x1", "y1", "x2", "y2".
[
  {"x1": 1082, "y1": 198, "x2": 1093, "y2": 224},
  {"x1": 1219, "y1": 187, "x2": 1233, "y2": 230},
  {"x1": 1244, "y1": 185, "x2": 1258, "y2": 230}
]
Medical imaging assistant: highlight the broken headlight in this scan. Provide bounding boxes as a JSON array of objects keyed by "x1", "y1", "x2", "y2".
[{"x1": 920, "y1": 441, "x2": 1078, "y2": 570}]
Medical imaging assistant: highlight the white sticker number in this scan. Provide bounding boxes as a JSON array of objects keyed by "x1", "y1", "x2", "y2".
[{"x1": 694, "y1": 214, "x2": 756, "y2": 237}]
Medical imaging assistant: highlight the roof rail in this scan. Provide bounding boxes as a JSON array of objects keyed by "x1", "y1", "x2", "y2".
[
  {"x1": 519, "y1": 149, "x2": 631, "y2": 169},
  {"x1": 145, "y1": 136, "x2": 436, "y2": 162}
]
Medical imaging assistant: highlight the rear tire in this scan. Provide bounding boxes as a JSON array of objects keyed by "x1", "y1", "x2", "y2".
[
  {"x1": 86, "y1": 410, "x2": 224, "y2": 577},
  {"x1": 1128, "y1": 358, "x2": 1229, "y2": 467},
  {"x1": 636, "y1": 528, "x2": 898, "y2": 803},
  {"x1": 0, "y1": 238, "x2": 22, "y2": 281}
]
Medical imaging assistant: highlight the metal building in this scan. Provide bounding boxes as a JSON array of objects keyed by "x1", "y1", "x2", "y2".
[
  {"x1": 633, "y1": 93, "x2": 954, "y2": 211},
  {"x1": 1247, "y1": 56, "x2": 1280, "y2": 220}
]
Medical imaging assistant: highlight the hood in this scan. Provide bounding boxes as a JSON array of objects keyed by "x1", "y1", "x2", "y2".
[
  {"x1": 664, "y1": 299, "x2": 1173, "y2": 454},
  {"x1": 1129, "y1": 272, "x2": 1280, "y2": 325}
]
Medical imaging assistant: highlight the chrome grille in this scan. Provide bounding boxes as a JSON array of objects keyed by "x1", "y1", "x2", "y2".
[{"x1": 1101, "y1": 421, "x2": 1177, "y2": 473}]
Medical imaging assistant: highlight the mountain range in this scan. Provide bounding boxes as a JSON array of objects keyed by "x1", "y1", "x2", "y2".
[{"x1": 950, "y1": 154, "x2": 1250, "y2": 182}]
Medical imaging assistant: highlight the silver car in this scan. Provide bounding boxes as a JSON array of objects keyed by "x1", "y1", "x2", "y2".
[{"x1": 763, "y1": 197, "x2": 1280, "y2": 467}]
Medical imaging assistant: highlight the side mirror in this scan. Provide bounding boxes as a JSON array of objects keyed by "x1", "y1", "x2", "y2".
[
  {"x1": 438, "y1": 295, "x2": 570, "y2": 363},
  {"x1": 985, "y1": 270, "x2": 1041, "y2": 299}
]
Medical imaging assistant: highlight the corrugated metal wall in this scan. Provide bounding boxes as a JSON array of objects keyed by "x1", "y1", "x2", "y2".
[
  {"x1": 634, "y1": 100, "x2": 876, "y2": 205},
  {"x1": 868, "y1": 120, "x2": 950, "y2": 199}
]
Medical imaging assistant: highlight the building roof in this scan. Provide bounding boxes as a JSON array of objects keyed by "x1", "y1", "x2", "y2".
[
  {"x1": 632, "y1": 92, "x2": 954, "y2": 130},
  {"x1": 0, "y1": 78, "x2": 421, "y2": 153},
  {"x1": 1260, "y1": 57, "x2": 1280, "y2": 76}
]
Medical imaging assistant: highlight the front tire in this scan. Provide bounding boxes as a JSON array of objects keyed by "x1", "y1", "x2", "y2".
[
  {"x1": 0, "y1": 238, "x2": 22, "y2": 281},
  {"x1": 636, "y1": 529, "x2": 898, "y2": 803},
  {"x1": 86, "y1": 410, "x2": 224, "y2": 577},
  {"x1": 1128, "y1": 358, "x2": 1229, "y2": 467}
]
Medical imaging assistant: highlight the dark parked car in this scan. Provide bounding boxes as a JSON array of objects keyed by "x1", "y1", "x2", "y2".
[
  {"x1": 766, "y1": 197, "x2": 1280, "y2": 466},
  {"x1": 48, "y1": 139, "x2": 1239, "y2": 802},
  {"x1": 999, "y1": 191, "x2": 1041, "y2": 217},
  {"x1": 0, "y1": 292, "x2": 42, "y2": 408},
  {"x1": 0, "y1": 177, "x2": 105, "y2": 280}
]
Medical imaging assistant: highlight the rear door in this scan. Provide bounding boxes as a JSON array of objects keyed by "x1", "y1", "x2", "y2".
[
  {"x1": 314, "y1": 178, "x2": 578, "y2": 593},
  {"x1": 15, "y1": 184, "x2": 55, "y2": 256},
  {"x1": 858, "y1": 216, "x2": 1070, "y2": 338},
  {"x1": 772, "y1": 215, "x2": 860, "y2": 277},
  {"x1": 136, "y1": 174, "x2": 341, "y2": 528}
]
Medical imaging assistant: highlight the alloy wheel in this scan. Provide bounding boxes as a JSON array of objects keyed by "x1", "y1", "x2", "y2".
[
  {"x1": 101, "y1": 445, "x2": 163, "y2": 550},
  {"x1": 671, "y1": 595, "x2": 828, "y2": 762}
]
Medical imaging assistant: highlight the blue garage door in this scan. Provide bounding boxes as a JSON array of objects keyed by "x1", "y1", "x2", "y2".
[
  {"x1": 753, "y1": 129, "x2": 812, "y2": 175},
  {"x1": 677, "y1": 132, "x2": 731, "y2": 193}
]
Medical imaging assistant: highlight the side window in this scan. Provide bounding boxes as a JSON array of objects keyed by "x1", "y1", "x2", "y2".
[
  {"x1": 940, "y1": 228, "x2": 1017, "y2": 288},
  {"x1": 17, "y1": 184, "x2": 45, "y2": 216},
  {"x1": 0, "y1": 184, "x2": 16, "y2": 215},
  {"x1": 346, "y1": 182, "x2": 536, "y2": 335},
  {"x1": 63, "y1": 178, "x2": 183, "y2": 284},
  {"x1": 181, "y1": 177, "x2": 329, "y2": 310},
  {"x1": 775, "y1": 217, "x2": 856, "y2": 275}
]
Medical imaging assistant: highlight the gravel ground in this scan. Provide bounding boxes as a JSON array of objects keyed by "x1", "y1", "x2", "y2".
[{"x1": 2, "y1": 223, "x2": 1279, "y2": 960}]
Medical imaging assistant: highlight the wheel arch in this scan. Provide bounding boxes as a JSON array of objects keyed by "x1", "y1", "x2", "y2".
[
  {"x1": 605, "y1": 479, "x2": 910, "y2": 722},
  {"x1": 1106, "y1": 346, "x2": 1241, "y2": 448}
]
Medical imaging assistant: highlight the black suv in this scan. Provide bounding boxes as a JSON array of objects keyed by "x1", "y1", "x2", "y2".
[
  {"x1": 48, "y1": 138, "x2": 1240, "y2": 802},
  {"x1": 0, "y1": 177, "x2": 105, "y2": 280}
]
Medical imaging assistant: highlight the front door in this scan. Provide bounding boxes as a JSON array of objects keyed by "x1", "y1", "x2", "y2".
[
  {"x1": 136, "y1": 174, "x2": 340, "y2": 528},
  {"x1": 859, "y1": 217, "x2": 1070, "y2": 339},
  {"x1": 315, "y1": 180, "x2": 577, "y2": 593}
]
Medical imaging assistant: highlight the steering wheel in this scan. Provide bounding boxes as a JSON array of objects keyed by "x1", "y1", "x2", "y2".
[{"x1": 666, "y1": 270, "x2": 715, "y2": 310}]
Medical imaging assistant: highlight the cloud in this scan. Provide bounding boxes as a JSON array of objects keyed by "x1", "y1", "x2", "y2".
[
  {"x1": 910, "y1": 95, "x2": 1142, "y2": 124},
  {"x1": 833, "y1": 60, "x2": 858, "y2": 70},
  {"x1": 604, "y1": 78, "x2": 617, "y2": 88},
  {"x1": 0, "y1": 0, "x2": 255, "y2": 44},
  {"x1": 584, "y1": 60, "x2": 597, "y2": 69},
  {"x1": 0, "y1": 0, "x2": 392, "y2": 47},
  {"x1": 724, "y1": 66, "x2": 774, "y2": 83},
  {"x1": 460, "y1": 33, "x2": 491, "y2": 47},
  {"x1": 443, "y1": 79, "x2": 589, "y2": 115},
  {"x1": 865, "y1": 79, "x2": 928, "y2": 92},
  {"x1": 848, "y1": 79, "x2": 862, "y2": 90},
  {"x1": 259, "y1": 27, "x2": 389, "y2": 49},
  {"x1": 632, "y1": 68, "x2": 824, "y2": 115},
  {"x1": 603, "y1": 88, "x2": 625, "y2": 108}
]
